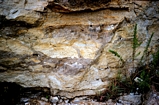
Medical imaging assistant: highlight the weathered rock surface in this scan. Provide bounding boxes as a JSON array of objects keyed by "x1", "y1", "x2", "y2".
[
  {"x1": 0, "y1": 0, "x2": 159, "y2": 99},
  {"x1": 144, "y1": 91, "x2": 159, "y2": 105}
]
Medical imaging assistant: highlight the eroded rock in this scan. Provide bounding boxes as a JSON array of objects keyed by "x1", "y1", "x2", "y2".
[{"x1": 0, "y1": 0, "x2": 159, "y2": 99}]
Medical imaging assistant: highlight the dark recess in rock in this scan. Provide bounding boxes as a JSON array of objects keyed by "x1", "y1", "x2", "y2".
[
  {"x1": 0, "y1": 82, "x2": 51, "y2": 105},
  {"x1": 48, "y1": 0, "x2": 111, "y2": 12},
  {"x1": 0, "y1": 16, "x2": 43, "y2": 29}
]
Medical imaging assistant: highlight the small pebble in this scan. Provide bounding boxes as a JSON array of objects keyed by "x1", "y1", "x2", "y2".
[
  {"x1": 24, "y1": 102, "x2": 30, "y2": 105},
  {"x1": 49, "y1": 96, "x2": 59, "y2": 104},
  {"x1": 41, "y1": 97, "x2": 48, "y2": 102}
]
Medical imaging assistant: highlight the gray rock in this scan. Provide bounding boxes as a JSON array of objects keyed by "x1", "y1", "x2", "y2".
[
  {"x1": 41, "y1": 97, "x2": 49, "y2": 102},
  {"x1": 118, "y1": 93, "x2": 142, "y2": 105},
  {"x1": 20, "y1": 98, "x2": 30, "y2": 103},
  {"x1": 144, "y1": 91, "x2": 159, "y2": 105},
  {"x1": 49, "y1": 96, "x2": 59, "y2": 104}
]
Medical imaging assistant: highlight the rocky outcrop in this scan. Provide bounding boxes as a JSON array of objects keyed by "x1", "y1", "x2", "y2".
[
  {"x1": 0, "y1": 0, "x2": 159, "y2": 98},
  {"x1": 0, "y1": 0, "x2": 130, "y2": 24}
]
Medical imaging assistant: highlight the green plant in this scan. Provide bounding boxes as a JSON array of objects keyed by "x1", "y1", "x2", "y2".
[
  {"x1": 133, "y1": 31, "x2": 155, "y2": 93},
  {"x1": 139, "y1": 32, "x2": 154, "y2": 65},
  {"x1": 132, "y1": 24, "x2": 142, "y2": 66},
  {"x1": 109, "y1": 50, "x2": 124, "y2": 63},
  {"x1": 150, "y1": 48, "x2": 159, "y2": 91},
  {"x1": 95, "y1": 69, "x2": 133, "y2": 102},
  {"x1": 45, "y1": 95, "x2": 49, "y2": 99},
  {"x1": 97, "y1": 79, "x2": 126, "y2": 101},
  {"x1": 108, "y1": 24, "x2": 158, "y2": 96},
  {"x1": 152, "y1": 48, "x2": 159, "y2": 68},
  {"x1": 137, "y1": 70, "x2": 150, "y2": 92}
]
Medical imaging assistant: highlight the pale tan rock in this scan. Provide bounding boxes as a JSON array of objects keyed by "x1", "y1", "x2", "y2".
[
  {"x1": 0, "y1": 38, "x2": 10, "y2": 51},
  {"x1": 0, "y1": 0, "x2": 138, "y2": 24},
  {"x1": 24, "y1": 0, "x2": 48, "y2": 11},
  {"x1": 33, "y1": 43, "x2": 79, "y2": 58},
  {"x1": 43, "y1": 9, "x2": 136, "y2": 27},
  {"x1": 7, "y1": 39, "x2": 33, "y2": 55},
  {"x1": 43, "y1": 62, "x2": 56, "y2": 68},
  {"x1": 29, "y1": 65, "x2": 43, "y2": 72},
  {"x1": 0, "y1": 0, "x2": 158, "y2": 99},
  {"x1": 30, "y1": 58, "x2": 41, "y2": 64},
  {"x1": 148, "y1": 24, "x2": 159, "y2": 46}
]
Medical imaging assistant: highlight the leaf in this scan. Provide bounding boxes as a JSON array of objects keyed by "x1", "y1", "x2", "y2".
[
  {"x1": 135, "y1": 51, "x2": 141, "y2": 57},
  {"x1": 109, "y1": 50, "x2": 124, "y2": 63},
  {"x1": 140, "y1": 33, "x2": 154, "y2": 64},
  {"x1": 109, "y1": 50, "x2": 121, "y2": 58}
]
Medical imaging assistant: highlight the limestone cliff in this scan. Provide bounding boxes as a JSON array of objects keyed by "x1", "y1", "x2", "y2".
[{"x1": 0, "y1": 0, "x2": 159, "y2": 98}]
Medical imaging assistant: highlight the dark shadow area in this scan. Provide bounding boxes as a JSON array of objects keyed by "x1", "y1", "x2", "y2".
[
  {"x1": 0, "y1": 82, "x2": 22, "y2": 105},
  {"x1": 0, "y1": 15, "x2": 43, "y2": 29},
  {"x1": 0, "y1": 82, "x2": 51, "y2": 105}
]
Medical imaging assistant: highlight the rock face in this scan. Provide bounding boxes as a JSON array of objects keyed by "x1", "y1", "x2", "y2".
[{"x1": 0, "y1": 0, "x2": 159, "y2": 98}]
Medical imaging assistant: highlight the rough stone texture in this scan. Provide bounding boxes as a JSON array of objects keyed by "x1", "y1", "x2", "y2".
[
  {"x1": 0, "y1": 0, "x2": 159, "y2": 98},
  {"x1": 0, "y1": 0, "x2": 131, "y2": 24},
  {"x1": 0, "y1": 0, "x2": 47, "y2": 24},
  {"x1": 144, "y1": 91, "x2": 159, "y2": 105},
  {"x1": 18, "y1": 93, "x2": 142, "y2": 105},
  {"x1": 48, "y1": 0, "x2": 130, "y2": 12},
  {"x1": 118, "y1": 94, "x2": 142, "y2": 105}
]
